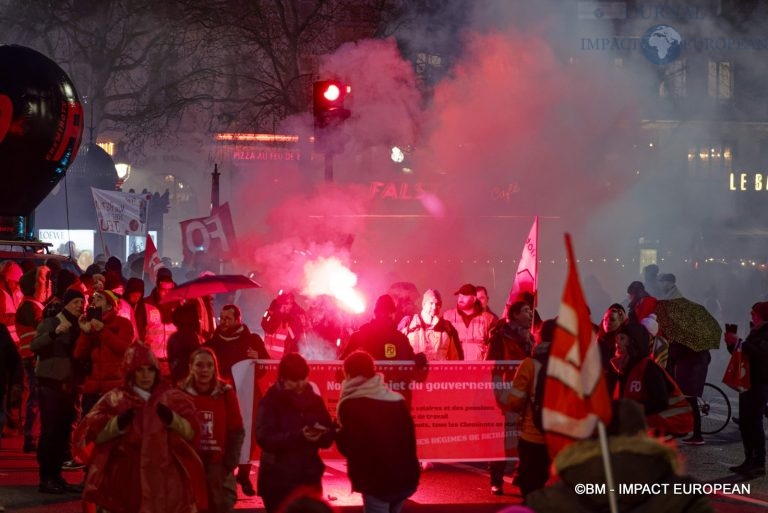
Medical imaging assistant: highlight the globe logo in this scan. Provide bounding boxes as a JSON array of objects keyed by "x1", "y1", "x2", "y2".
[
  {"x1": 594, "y1": 8, "x2": 604, "y2": 19},
  {"x1": 641, "y1": 24, "x2": 682, "y2": 65}
]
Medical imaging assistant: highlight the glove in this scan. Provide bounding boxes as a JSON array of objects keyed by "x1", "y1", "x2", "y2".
[
  {"x1": 117, "y1": 408, "x2": 134, "y2": 430},
  {"x1": 156, "y1": 402, "x2": 174, "y2": 425}
]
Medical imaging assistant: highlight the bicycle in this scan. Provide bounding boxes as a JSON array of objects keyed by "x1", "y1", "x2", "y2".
[{"x1": 698, "y1": 382, "x2": 732, "y2": 435}]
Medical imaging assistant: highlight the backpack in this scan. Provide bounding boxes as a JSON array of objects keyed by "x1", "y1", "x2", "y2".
[{"x1": 531, "y1": 354, "x2": 548, "y2": 432}]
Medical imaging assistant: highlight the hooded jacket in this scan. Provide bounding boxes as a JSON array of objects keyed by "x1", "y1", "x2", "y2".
[
  {"x1": 74, "y1": 344, "x2": 206, "y2": 513},
  {"x1": 74, "y1": 309, "x2": 134, "y2": 395}
]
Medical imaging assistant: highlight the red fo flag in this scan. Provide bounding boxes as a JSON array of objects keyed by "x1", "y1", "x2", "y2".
[
  {"x1": 543, "y1": 233, "x2": 612, "y2": 458},
  {"x1": 143, "y1": 234, "x2": 163, "y2": 284},
  {"x1": 507, "y1": 216, "x2": 538, "y2": 305}
]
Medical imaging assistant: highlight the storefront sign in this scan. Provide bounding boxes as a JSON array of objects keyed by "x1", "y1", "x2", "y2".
[{"x1": 729, "y1": 172, "x2": 768, "y2": 191}]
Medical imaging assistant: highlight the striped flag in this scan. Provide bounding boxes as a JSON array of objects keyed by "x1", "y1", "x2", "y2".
[
  {"x1": 507, "y1": 216, "x2": 538, "y2": 305},
  {"x1": 143, "y1": 233, "x2": 163, "y2": 284},
  {"x1": 542, "y1": 234, "x2": 612, "y2": 458}
]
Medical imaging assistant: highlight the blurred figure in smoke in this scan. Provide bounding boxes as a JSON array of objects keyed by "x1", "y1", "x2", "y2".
[
  {"x1": 304, "y1": 295, "x2": 354, "y2": 360},
  {"x1": 643, "y1": 264, "x2": 662, "y2": 298},
  {"x1": 658, "y1": 273, "x2": 683, "y2": 300},
  {"x1": 399, "y1": 289, "x2": 463, "y2": 361},
  {"x1": 386, "y1": 282, "x2": 421, "y2": 327},
  {"x1": 476, "y1": 285, "x2": 499, "y2": 321},
  {"x1": 262, "y1": 291, "x2": 308, "y2": 358}
]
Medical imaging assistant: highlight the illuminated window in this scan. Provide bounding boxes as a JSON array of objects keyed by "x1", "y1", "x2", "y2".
[
  {"x1": 688, "y1": 144, "x2": 733, "y2": 176},
  {"x1": 659, "y1": 59, "x2": 686, "y2": 97},
  {"x1": 415, "y1": 52, "x2": 443, "y2": 85},
  {"x1": 97, "y1": 142, "x2": 115, "y2": 156},
  {"x1": 639, "y1": 249, "x2": 657, "y2": 274},
  {"x1": 708, "y1": 61, "x2": 733, "y2": 99}
]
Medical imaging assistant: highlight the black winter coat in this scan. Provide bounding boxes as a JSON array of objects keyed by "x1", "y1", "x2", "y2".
[
  {"x1": 255, "y1": 380, "x2": 334, "y2": 501},
  {"x1": 336, "y1": 396, "x2": 420, "y2": 498}
]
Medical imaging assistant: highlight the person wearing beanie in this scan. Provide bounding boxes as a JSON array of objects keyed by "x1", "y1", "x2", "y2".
[
  {"x1": 724, "y1": 301, "x2": 768, "y2": 478},
  {"x1": 256, "y1": 353, "x2": 334, "y2": 513},
  {"x1": 73, "y1": 290, "x2": 134, "y2": 417},
  {"x1": 399, "y1": 289, "x2": 463, "y2": 361},
  {"x1": 30, "y1": 287, "x2": 85, "y2": 494},
  {"x1": 612, "y1": 323, "x2": 693, "y2": 436},
  {"x1": 14, "y1": 265, "x2": 53, "y2": 452},
  {"x1": 336, "y1": 351, "x2": 420, "y2": 513}
]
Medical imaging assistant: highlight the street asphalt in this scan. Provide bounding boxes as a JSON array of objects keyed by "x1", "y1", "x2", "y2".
[{"x1": 2, "y1": 424, "x2": 768, "y2": 513}]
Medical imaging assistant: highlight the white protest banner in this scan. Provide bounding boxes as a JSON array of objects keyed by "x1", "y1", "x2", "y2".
[{"x1": 91, "y1": 187, "x2": 151, "y2": 235}]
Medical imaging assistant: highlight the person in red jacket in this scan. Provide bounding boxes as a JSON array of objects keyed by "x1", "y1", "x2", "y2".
[
  {"x1": 182, "y1": 347, "x2": 245, "y2": 513},
  {"x1": 74, "y1": 290, "x2": 134, "y2": 416},
  {"x1": 204, "y1": 304, "x2": 270, "y2": 497},
  {"x1": 74, "y1": 343, "x2": 206, "y2": 513}
]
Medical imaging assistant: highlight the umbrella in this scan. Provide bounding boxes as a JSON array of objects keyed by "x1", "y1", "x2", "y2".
[
  {"x1": 654, "y1": 298, "x2": 722, "y2": 351},
  {"x1": 159, "y1": 274, "x2": 261, "y2": 304}
]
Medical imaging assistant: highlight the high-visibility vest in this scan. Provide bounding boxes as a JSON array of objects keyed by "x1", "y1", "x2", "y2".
[
  {"x1": 15, "y1": 298, "x2": 44, "y2": 359},
  {"x1": 623, "y1": 357, "x2": 694, "y2": 434}
]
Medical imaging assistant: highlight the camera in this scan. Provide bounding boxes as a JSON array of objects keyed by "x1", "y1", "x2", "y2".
[
  {"x1": 725, "y1": 323, "x2": 738, "y2": 334},
  {"x1": 86, "y1": 305, "x2": 102, "y2": 322}
]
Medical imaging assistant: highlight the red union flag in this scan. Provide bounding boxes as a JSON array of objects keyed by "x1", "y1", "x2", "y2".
[
  {"x1": 143, "y1": 234, "x2": 163, "y2": 283},
  {"x1": 543, "y1": 234, "x2": 612, "y2": 458},
  {"x1": 507, "y1": 216, "x2": 538, "y2": 305},
  {"x1": 180, "y1": 203, "x2": 238, "y2": 264}
]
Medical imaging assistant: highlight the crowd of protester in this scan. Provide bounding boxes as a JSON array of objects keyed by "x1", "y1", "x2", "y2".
[{"x1": 1, "y1": 254, "x2": 766, "y2": 513}]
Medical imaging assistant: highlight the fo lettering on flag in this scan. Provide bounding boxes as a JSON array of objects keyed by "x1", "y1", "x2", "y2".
[
  {"x1": 507, "y1": 216, "x2": 538, "y2": 306},
  {"x1": 143, "y1": 234, "x2": 163, "y2": 284},
  {"x1": 179, "y1": 203, "x2": 238, "y2": 264},
  {"x1": 542, "y1": 233, "x2": 612, "y2": 458}
]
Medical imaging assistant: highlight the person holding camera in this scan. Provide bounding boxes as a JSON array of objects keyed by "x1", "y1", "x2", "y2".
[
  {"x1": 74, "y1": 290, "x2": 134, "y2": 416},
  {"x1": 256, "y1": 353, "x2": 335, "y2": 513}
]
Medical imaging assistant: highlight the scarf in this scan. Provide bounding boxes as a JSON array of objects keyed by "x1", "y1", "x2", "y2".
[{"x1": 337, "y1": 374, "x2": 403, "y2": 419}]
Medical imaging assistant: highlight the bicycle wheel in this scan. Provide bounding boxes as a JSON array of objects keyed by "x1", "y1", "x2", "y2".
[{"x1": 698, "y1": 383, "x2": 731, "y2": 435}]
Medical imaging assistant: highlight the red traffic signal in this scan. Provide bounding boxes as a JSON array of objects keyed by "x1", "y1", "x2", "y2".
[{"x1": 313, "y1": 80, "x2": 351, "y2": 128}]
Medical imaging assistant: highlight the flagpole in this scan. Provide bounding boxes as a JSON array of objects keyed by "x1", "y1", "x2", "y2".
[
  {"x1": 533, "y1": 215, "x2": 539, "y2": 312},
  {"x1": 597, "y1": 421, "x2": 619, "y2": 513}
]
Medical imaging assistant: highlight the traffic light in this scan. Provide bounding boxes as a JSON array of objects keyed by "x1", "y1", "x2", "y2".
[{"x1": 313, "y1": 80, "x2": 351, "y2": 130}]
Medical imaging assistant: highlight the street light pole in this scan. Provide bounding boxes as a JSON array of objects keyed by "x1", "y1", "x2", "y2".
[{"x1": 324, "y1": 152, "x2": 334, "y2": 182}]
